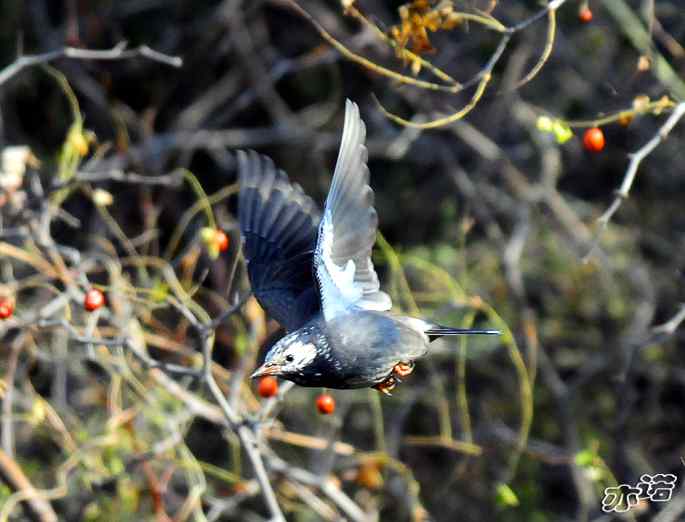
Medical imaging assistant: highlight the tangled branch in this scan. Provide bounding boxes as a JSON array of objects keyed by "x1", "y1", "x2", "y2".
[{"x1": 285, "y1": 0, "x2": 569, "y2": 127}]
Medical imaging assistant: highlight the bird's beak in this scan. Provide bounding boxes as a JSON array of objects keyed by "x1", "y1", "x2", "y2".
[{"x1": 251, "y1": 362, "x2": 280, "y2": 379}]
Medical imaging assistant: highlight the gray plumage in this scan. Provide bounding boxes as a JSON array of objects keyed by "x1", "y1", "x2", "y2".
[
  {"x1": 239, "y1": 100, "x2": 499, "y2": 391},
  {"x1": 263, "y1": 311, "x2": 428, "y2": 389},
  {"x1": 316, "y1": 102, "x2": 390, "y2": 314}
]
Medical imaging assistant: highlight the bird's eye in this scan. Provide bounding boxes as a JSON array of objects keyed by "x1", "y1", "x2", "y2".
[{"x1": 285, "y1": 354, "x2": 294, "y2": 363}]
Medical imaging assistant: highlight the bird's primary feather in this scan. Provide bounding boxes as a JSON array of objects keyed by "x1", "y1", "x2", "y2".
[
  {"x1": 237, "y1": 150, "x2": 321, "y2": 331},
  {"x1": 314, "y1": 100, "x2": 392, "y2": 320}
]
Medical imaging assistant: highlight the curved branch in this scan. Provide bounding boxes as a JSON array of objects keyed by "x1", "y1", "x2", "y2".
[{"x1": 0, "y1": 41, "x2": 182, "y2": 87}]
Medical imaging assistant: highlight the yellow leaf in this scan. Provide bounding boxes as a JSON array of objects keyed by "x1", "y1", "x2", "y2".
[
  {"x1": 536, "y1": 115, "x2": 554, "y2": 132},
  {"x1": 495, "y1": 483, "x2": 520, "y2": 507},
  {"x1": 632, "y1": 94, "x2": 650, "y2": 112}
]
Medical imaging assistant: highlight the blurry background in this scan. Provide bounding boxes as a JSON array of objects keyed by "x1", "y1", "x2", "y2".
[{"x1": 1, "y1": 1, "x2": 684, "y2": 521}]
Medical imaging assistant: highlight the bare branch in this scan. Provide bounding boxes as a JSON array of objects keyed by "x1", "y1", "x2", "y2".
[
  {"x1": 200, "y1": 332, "x2": 286, "y2": 521},
  {"x1": 584, "y1": 101, "x2": 685, "y2": 261},
  {"x1": 0, "y1": 449, "x2": 58, "y2": 522},
  {"x1": 0, "y1": 41, "x2": 182, "y2": 87}
]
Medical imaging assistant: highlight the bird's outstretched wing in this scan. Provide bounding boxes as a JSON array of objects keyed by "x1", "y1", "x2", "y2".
[
  {"x1": 238, "y1": 150, "x2": 321, "y2": 331},
  {"x1": 314, "y1": 100, "x2": 392, "y2": 321}
]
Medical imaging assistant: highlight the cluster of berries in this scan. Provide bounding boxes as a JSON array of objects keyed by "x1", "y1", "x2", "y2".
[
  {"x1": 0, "y1": 288, "x2": 107, "y2": 319},
  {"x1": 576, "y1": 4, "x2": 605, "y2": 154},
  {"x1": 257, "y1": 376, "x2": 335, "y2": 415},
  {"x1": 1, "y1": 231, "x2": 233, "y2": 320}
]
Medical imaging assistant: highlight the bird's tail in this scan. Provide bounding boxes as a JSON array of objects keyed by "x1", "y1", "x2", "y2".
[{"x1": 426, "y1": 325, "x2": 500, "y2": 342}]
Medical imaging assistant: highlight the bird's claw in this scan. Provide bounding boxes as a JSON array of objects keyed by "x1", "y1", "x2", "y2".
[
  {"x1": 393, "y1": 361, "x2": 414, "y2": 378},
  {"x1": 374, "y1": 376, "x2": 398, "y2": 396},
  {"x1": 374, "y1": 362, "x2": 415, "y2": 395}
]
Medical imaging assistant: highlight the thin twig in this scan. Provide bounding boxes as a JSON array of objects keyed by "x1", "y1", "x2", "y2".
[
  {"x1": 1, "y1": 334, "x2": 24, "y2": 457},
  {"x1": 268, "y1": 453, "x2": 369, "y2": 522},
  {"x1": 584, "y1": 101, "x2": 685, "y2": 261},
  {"x1": 638, "y1": 303, "x2": 685, "y2": 347},
  {"x1": 0, "y1": 449, "x2": 58, "y2": 522},
  {"x1": 51, "y1": 169, "x2": 185, "y2": 190},
  {"x1": 201, "y1": 332, "x2": 285, "y2": 521},
  {"x1": 0, "y1": 41, "x2": 182, "y2": 87},
  {"x1": 369, "y1": 0, "x2": 569, "y2": 127}
]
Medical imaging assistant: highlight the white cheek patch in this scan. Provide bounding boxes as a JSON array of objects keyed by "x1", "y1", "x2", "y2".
[{"x1": 284, "y1": 341, "x2": 317, "y2": 369}]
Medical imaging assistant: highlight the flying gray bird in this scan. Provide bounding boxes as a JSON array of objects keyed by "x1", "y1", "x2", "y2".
[{"x1": 241, "y1": 100, "x2": 498, "y2": 394}]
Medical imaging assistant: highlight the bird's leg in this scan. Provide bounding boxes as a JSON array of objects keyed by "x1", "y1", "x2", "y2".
[
  {"x1": 373, "y1": 375, "x2": 398, "y2": 396},
  {"x1": 393, "y1": 361, "x2": 414, "y2": 378},
  {"x1": 374, "y1": 362, "x2": 415, "y2": 396}
]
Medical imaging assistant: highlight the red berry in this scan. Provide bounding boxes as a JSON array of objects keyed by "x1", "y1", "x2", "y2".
[
  {"x1": 215, "y1": 230, "x2": 230, "y2": 252},
  {"x1": 316, "y1": 393, "x2": 335, "y2": 415},
  {"x1": 579, "y1": 7, "x2": 593, "y2": 23},
  {"x1": 0, "y1": 297, "x2": 14, "y2": 319},
  {"x1": 583, "y1": 127, "x2": 605, "y2": 152},
  {"x1": 84, "y1": 289, "x2": 105, "y2": 312},
  {"x1": 258, "y1": 376, "x2": 279, "y2": 398}
]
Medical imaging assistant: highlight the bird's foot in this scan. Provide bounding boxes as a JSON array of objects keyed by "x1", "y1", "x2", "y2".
[
  {"x1": 373, "y1": 376, "x2": 398, "y2": 396},
  {"x1": 393, "y1": 361, "x2": 414, "y2": 378}
]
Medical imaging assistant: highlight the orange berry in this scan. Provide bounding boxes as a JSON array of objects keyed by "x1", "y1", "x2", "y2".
[
  {"x1": 356, "y1": 461, "x2": 384, "y2": 490},
  {"x1": 0, "y1": 297, "x2": 14, "y2": 319},
  {"x1": 618, "y1": 112, "x2": 634, "y2": 127},
  {"x1": 257, "y1": 376, "x2": 279, "y2": 398},
  {"x1": 583, "y1": 127, "x2": 605, "y2": 152},
  {"x1": 316, "y1": 393, "x2": 335, "y2": 415},
  {"x1": 579, "y1": 7, "x2": 593, "y2": 23},
  {"x1": 215, "y1": 230, "x2": 230, "y2": 252},
  {"x1": 84, "y1": 288, "x2": 105, "y2": 312}
]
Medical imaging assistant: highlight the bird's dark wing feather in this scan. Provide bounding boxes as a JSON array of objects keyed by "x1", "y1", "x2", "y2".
[{"x1": 238, "y1": 150, "x2": 321, "y2": 331}]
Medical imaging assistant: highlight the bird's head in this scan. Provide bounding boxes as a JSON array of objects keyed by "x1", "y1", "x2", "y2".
[{"x1": 250, "y1": 328, "x2": 321, "y2": 380}]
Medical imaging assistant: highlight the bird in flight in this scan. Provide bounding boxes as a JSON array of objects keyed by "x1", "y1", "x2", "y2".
[{"x1": 240, "y1": 100, "x2": 499, "y2": 394}]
